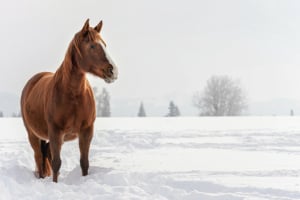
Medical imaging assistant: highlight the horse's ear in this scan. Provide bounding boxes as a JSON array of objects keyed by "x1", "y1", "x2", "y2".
[
  {"x1": 80, "y1": 19, "x2": 90, "y2": 35},
  {"x1": 94, "y1": 20, "x2": 103, "y2": 33}
]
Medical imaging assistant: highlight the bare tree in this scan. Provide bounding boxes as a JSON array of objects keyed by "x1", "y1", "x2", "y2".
[{"x1": 193, "y1": 75, "x2": 247, "y2": 116}]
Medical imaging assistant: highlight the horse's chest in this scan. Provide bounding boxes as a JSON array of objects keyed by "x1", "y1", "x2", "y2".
[
  {"x1": 50, "y1": 93, "x2": 94, "y2": 135},
  {"x1": 59, "y1": 117, "x2": 81, "y2": 141},
  {"x1": 58, "y1": 96, "x2": 88, "y2": 117},
  {"x1": 60, "y1": 110, "x2": 83, "y2": 130}
]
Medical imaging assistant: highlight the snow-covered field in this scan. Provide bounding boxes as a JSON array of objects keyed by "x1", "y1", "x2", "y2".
[{"x1": 2, "y1": 117, "x2": 300, "y2": 200}]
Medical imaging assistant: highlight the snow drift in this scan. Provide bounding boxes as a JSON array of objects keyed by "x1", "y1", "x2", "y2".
[{"x1": 1, "y1": 117, "x2": 300, "y2": 200}]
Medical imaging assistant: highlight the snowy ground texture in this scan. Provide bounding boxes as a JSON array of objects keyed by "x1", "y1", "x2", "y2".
[{"x1": 2, "y1": 117, "x2": 300, "y2": 200}]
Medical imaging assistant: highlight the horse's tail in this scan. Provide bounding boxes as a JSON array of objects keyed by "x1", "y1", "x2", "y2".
[{"x1": 41, "y1": 140, "x2": 52, "y2": 176}]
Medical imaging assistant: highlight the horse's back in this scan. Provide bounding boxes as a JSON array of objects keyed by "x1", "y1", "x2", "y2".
[
  {"x1": 22, "y1": 72, "x2": 51, "y2": 96},
  {"x1": 21, "y1": 72, "x2": 53, "y2": 140}
]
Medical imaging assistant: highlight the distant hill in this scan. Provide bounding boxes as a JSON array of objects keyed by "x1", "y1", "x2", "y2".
[
  {"x1": 111, "y1": 98, "x2": 300, "y2": 117},
  {"x1": 249, "y1": 99, "x2": 300, "y2": 116},
  {"x1": 1, "y1": 92, "x2": 300, "y2": 117}
]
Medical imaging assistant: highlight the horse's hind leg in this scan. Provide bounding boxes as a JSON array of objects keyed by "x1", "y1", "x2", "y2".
[
  {"x1": 28, "y1": 132, "x2": 51, "y2": 178},
  {"x1": 40, "y1": 141, "x2": 52, "y2": 177},
  {"x1": 79, "y1": 126, "x2": 94, "y2": 176}
]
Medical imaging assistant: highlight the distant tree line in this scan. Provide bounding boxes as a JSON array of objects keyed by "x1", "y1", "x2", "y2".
[
  {"x1": 137, "y1": 101, "x2": 181, "y2": 117},
  {"x1": 92, "y1": 87, "x2": 184, "y2": 118},
  {"x1": 9, "y1": 76, "x2": 300, "y2": 117},
  {"x1": 0, "y1": 111, "x2": 21, "y2": 118},
  {"x1": 0, "y1": 77, "x2": 246, "y2": 118},
  {"x1": 11, "y1": 112, "x2": 21, "y2": 117}
]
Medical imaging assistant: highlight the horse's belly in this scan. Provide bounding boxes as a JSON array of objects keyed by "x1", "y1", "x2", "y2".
[
  {"x1": 24, "y1": 97, "x2": 48, "y2": 139},
  {"x1": 63, "y1": 132, "x2": 78, "y2": 141},
  {"x1": 26, "y1": 116, "x2": 49, "y2": 140},
  {"x1": 21, "y1": 72, "x2": 53, "y2": 141}
]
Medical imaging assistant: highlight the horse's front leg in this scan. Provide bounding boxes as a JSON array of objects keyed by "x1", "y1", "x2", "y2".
[
  {"x1": 79, "y1": 125, "x2": 94, "y2": 176},
  {"x1": 48, "y1": 125, "x2": 63, "y2": 182}
]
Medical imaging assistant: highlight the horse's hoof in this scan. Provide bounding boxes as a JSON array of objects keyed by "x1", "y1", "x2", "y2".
[
  {"x1": 34, "y1": 171, "x2": 39, "y2": 178},
  {"x1": 34, "y1": 171, "x2": 45, "y2": 179},
  {"x1": 53, "y1": 176, "x2": 58, "y2": 183},
  {"x1": 52, "y1": 172, "x2": 60, "y2": 183}
]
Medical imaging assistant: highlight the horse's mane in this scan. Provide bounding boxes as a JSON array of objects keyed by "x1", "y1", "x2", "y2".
[
  {"x1": 53, "y1": 29, "x2": 104, "y2": 87},
  {"x1": 53, "y1": 34, "x2": 82, "y2": 84}
]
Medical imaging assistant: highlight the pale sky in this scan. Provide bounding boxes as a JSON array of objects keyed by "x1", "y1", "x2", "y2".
[{"x1": 1, "y1": 0, "x2": 300, "y2": 116}]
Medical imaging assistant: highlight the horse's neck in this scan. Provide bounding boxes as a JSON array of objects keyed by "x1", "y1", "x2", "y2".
[{"x1": 54, "y1": 62, "x2": 86, "y2": 95}]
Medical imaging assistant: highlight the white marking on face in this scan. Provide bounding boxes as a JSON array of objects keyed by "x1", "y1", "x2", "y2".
[{"x1": 97, "y1": 39, "x2": 118, "y2": 81}]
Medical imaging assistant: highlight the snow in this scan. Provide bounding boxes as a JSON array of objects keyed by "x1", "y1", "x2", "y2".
[{"x1": 2, "y1": 117, "x2": 300, "y2": 199}]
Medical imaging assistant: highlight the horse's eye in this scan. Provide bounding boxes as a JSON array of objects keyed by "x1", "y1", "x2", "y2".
[{"x1": 90, "y1": 44, "x2": 95, "y2": 49}]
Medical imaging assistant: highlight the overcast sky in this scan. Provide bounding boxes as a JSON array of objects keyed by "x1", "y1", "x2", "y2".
[{"x1": 1, "y1": 0, "x2": 300, "y2": 116}]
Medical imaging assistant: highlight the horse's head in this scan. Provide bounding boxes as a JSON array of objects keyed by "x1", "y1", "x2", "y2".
[{"x1": 71, "y1": 19, "x2": 118, "y2": 83}]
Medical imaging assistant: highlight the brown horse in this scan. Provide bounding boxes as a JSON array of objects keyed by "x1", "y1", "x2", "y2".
[{"x1": 21, "y1": 19, "x2": 118, "y2": 182}]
